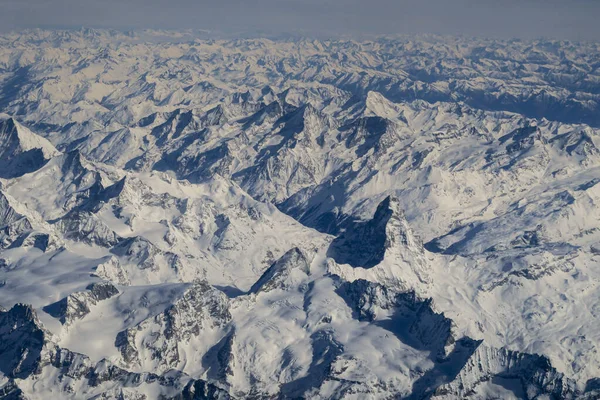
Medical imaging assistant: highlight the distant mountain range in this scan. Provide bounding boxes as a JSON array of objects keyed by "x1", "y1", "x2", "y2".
[{"x1": 0, "y1": 29, "x2": 599, "y2": 399}]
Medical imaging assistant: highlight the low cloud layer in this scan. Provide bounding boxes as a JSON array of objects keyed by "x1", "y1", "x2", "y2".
[{"x1": 2, "y1": 0, "x2": 599, "y2": 40}]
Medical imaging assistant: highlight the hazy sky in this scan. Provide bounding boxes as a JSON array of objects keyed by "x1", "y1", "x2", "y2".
[{"x1": 2, "y1": 0, "x2": 599, "y2": 40}]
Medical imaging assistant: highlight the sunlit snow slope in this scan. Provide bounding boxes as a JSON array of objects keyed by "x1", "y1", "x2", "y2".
[{"x1": 0, "y1": 29, "x2": 599, "y2": 399}]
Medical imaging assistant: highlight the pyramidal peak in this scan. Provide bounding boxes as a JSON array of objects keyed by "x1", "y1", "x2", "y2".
[
  {"x1": 0, "y1": 116, "x2": 60, "y2": 178},
  {"x1": 375, "y1": 195, "x2": 424, "y2": 252},
  {"x1": 0, "y1": 117, "x2": 59, "y2": 157},
  {"x1": 355, "y1": 91, "x2": 408, "y2": 122},
  {"x1": 249, "y1": 247, "x2": 311, "y2": 293},
  {"x1": 327, "y1": 195, "x2": 425, "y2": 269}
]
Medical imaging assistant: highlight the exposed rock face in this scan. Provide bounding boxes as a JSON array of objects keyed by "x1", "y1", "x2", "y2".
[
  {"x1": 116, "y1": 280, "x2": 231, "y2": 372},
  {"x1": 327, "y1": 196, "x2": 431, "y2": 285},
  {"x1": 0, "y1": 118, "x2": 59, "y2": 179},
  {"x1": 433, "y1": 345, "x2": 580, "y2": 399},
  {"x1": 0, "y1": 379, "x2": 25, "y2": 400},
  {"x1": 335, "y1": 279, "x2": 594, "y2": 399},
  {"x1": 8, "y1": 231, "x2": 61, "y2": 252},
  {"x1": 0, "y1": 192, "x2": 34, "y2": 249},
  {"x1": 110, "y1": 236, "x2": 186, "y2": 283},
  {"x1": 0, "y1": 304, "x2": 228, "y2": 399},
  {"x1": 0, "y1": 304, "x2": 48, "y2": 379},
  {"x1": 53, "y1": 210, "x2": 122, "y2": 247},
  {"x1": 93, "y1": 256, "x2": 131, "y2": 286},
  {"x1": 43, "y1": 281, "x2": 119, "y2": 325},
  {"x1": 249, "y1": 248, "x2": 310, "y2": 293},
  {"x1": 0, "y1": 190, "x2": 63, "y2": 252},
  {"x1": 337, "y1": 279, "x2": 456, "y2": 359},
  {"x1": 1, "y1": 31, "x2": 600, "y2": 399},
  {"x1": 328, "y1": 196, "x2": 424, "y2": 268},
  {"x1": 172, "y1": 379, "x2": 232, "y2": 400}
]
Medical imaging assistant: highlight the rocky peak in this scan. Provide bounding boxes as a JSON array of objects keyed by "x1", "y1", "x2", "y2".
[
  {"x1": 202, "y1": 105, "x2": 229, "y2": 127},
  {"x1": 53, "y1": 210, "x2": 122, "y2": 247},
  {"x1": 56, "y1": 149, "x2": 88, "y2": 176},
  {"x1": 0, "y1": 304, "x2": 49, "y2": 379},
  {"x1": 249, "y1": 248, "x2": 311, "y2": 293},
  {"x1": 93, "y1": 256, "x2": 130, "y2": 286},
  {"x1": 375, "y1": 196, "x2": 424, "y2": 252},
  {"x1": 116, "y1": 280, "x2": 231, "y2": 372},
  {"x1": 227, "y1": 90, "x2": 253, "y2": 105},
  {"x1": 498, "y1": 124, "x2": 546, "y2": 154},
  {"x1": 340, "y1": 279, "x2": 458, "y2": 357},
  {"x1": 167, "y1": 280, "x2": 231, "y2": 334},
  {"x1": 221, "y1": 91, "x2": 265, "y2": 119},
  {"x1": 0, "y1": 191, "x2": 56, "y2": 250},
  {"x1": 110, "y1": 236, "x2": 165, "y2": 269},
  {"x1": 259, "y1": 85, "x2": 277, "y2": 103},
  {"x1": 335, "y1": 278, "x2": 397, "y2": 320},
  {"x1": 327, "y1": 196, "x2": 425, "y2": 270},
  {"x1": 299, "y1": 103, "x2": 334, "y2": 139},
  {"x1": 0, "y1": 305, "x2": 221, "y2": 398},
  {"x1": 276, "y1": 103, "x2": 332, "y2": 147},
  {"x1": 98, "y1": 176, "x2": 127, "y2": 201},
  {"x1": 0, "y1": 117, "x2": 59, "y2": 157},
  {"x1": 433, "y1": 344, "x2": 582, "y2": 399},
  {"x1": 241, "y1": 100, "x2": 285, "y2": 128},
  {"x1": 7, "y1": 231, "x2": 60, "y2": 252},
  {"x1": 43, "y1": 281, "x2": 119, "y2": 326},
  {"x1": 342, "y1": 115, "x2": 402, "y2": 157},
  {"x1": 0, "y1": 191, "x2": 28, "y2": 231},
  {"x1": 550, "y1": 129, "x2": 600, "y2": 160},
  {"x1": 363, "y1": 91, "x2": 404, "y2": 120},
  {"x1": 0, "y1": 117, "x2": 59, "y2": 178},
  {"x1": 151, "y1": 108, "x2": 202, "y2": 145}
]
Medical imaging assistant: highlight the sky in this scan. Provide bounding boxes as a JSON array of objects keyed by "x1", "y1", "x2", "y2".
[{"x1": 1, "y1": 0, "x2": 599, "y2": 41}]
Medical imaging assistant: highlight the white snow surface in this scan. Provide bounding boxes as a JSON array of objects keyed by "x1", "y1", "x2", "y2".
[{"x1": 0, "y1": 29, "x2": 599, "y2": 399}]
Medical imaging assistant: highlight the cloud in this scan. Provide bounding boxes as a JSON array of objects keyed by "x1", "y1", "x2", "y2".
[{"x1": 1, "y1": 0, "x2": 598, "y2": 40}]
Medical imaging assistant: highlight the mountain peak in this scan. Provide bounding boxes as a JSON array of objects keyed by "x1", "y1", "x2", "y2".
[
  {"x1": 249, "y1": 247, "x2": 310, "y2": 293},
  {"x1": 0, "y1": 303, "x2": 49, "y2": 379},
  {"x1": 362, "y1": 91, "x2": 404, "y2": 121},
  {"x1": 0, "y1": 118, "x2": 58, "y2": 155},
  {"x1": 0, "y1": 190, "x2": 35, "y2": 249},
  {"x1": 327, "y1": 195, "x2": 422, "y2": 269},
  {"x1": 373, "y1": 195, "x2": 422, "y2": 251},
  {"x1": 373, "y1": 195, "x2": 403, "y2": 223},
  {"x1": 0, "y1": 117, "x2": 60, "y2": 178}
]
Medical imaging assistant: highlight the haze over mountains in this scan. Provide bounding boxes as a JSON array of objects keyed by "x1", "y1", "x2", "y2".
[
  {"x1": 3, "y1": 0, "x2": 600, "y2": 41},
  {"x1": 0, "y1": 29, "x2": 600, "y2": 399}
]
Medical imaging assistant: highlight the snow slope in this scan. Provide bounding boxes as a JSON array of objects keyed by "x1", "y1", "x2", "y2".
[{"x1": 0, "y1": 29, "x2": 599, "y2": 399}]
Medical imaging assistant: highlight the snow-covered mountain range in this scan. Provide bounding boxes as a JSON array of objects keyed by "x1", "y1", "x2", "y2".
[{"x1": 0, "y1": 29, "x2": 600, "y2": 399}]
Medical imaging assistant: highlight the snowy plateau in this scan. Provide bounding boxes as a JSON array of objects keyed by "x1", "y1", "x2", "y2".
[{"x1": 0, "y1": 28, "x2": 599, "y2": 399}]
